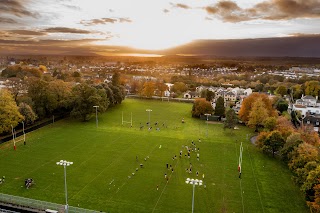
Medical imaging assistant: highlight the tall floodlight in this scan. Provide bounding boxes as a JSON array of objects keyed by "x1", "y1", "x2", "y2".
[
  {"x1": 204, "y1": 113, "x2": 211, "y2": 137},
  {"x1": 185, "y1": 178, "x2": 203, "y2": 213},
  {"x1": 56, "y1": 160, "x2": 73, "y2": 213},
  {"x1": 146, "y1": 109, "x2": 152, "y2": 127},
  {"x1": 93, "y1": 106, "x2": 99, "y2": 128}
]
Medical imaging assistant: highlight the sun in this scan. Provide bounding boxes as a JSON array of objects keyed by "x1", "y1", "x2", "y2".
[{"x1": 94, "y1": 32, "x2": 192, "y2": 51}]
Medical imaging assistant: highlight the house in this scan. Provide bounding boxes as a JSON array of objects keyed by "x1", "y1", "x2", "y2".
[
  {"x1": 164, "y1": 90, "x2": 171, "y2": 97},
  {"x1": 0, "y1": 78, "x2": 6, "y2": 90},
  {"x1": 295, "y1": 95, "x2": 319, "y2": 107},
  {"x1": 224, "y1": 91, "x2": 237, "y2": 102},
  {"x1": 215, "y1": 90, "x2": 225, "y2": 99},
  {"x1": 303, "y1": 114, "x2": 320, "y2": 132},
  {"x1": 244, "y1": 88, "x2": 253, "y2": 96},
  {"x1": 292, "y1": 104, "x2": 320, "y2": 118},
  {"x1": 214, "y1": 90, "x2": 237, "y2": 104},
  {"x1": 183, "y1": 91, "x2": 199, "y2": 99},
  {"x1": 195, "y1": 85, "x2": 208, "y2": 93},
  {"x1": 292, "y1": 95, "x2": 320, "y2": 118}
]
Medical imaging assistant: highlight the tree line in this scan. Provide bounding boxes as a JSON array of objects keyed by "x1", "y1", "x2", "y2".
[
  {"x1": 239, "y1": 93, "x2": 320, "y2": 212},
  {"x1": 0, "y1": 71, "x2": 125, "y2": 135}
]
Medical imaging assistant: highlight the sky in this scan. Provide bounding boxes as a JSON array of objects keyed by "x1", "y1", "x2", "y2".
[{"x1": 0, "y1": 0, "x2": 320, "y2": 56}]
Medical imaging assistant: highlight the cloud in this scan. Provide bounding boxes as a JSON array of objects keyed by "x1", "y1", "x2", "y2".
[
  {"x1": 0, "y1": 30, "x2": 46, "y2": 41},
  {"x1": 255, "y1": 0, "x2": 320, "y2": 20},
  {"x1": 0, "y1": 0, "x2": 39, "y2": 18},
  {"x1": 163, "y1": 9, "x2": 170, "y2": 13},
  {"x1": 176, "y1": 3, "x2": 190, "y2": 9},
  {"x1": 62, "y1": 4, "x2": 81, "y2": 10},
  {"x1": 204, "y1": 0, "x2": 320, "y2": 22},
  {"x1": 204, "y1": 1, "x2": 251, "y2": 22},
  {"x1": 288, "y1": 33, "x2": 320, "y2": 37},
  {"x1": 119, "y1": 18, "x2": 132, "y2": 23},
  {"x1": 162, "y1": 35, "x2": 320, "y2": 57},
  {"x1": 0, "y1": 38, "x2": 101, "y2": 46},
  {"x1": 205, "y1": 6, "x2": 218, "y2": 14},
  {"x1": 44, "y1": 27, "x2": 92, "y2": 34},
  {"x1": 0, "y1": 38, "x2": 100, "y2": 55},
  {"x1": 0, "y1": 17, "x2": 18, "y2": 24},
  {"x1": 0, "y1": 38, "x2": 154, "y2": 56},
  {"x1": 170, "y1": 3, "x2": 190, "y2": 9},
  {"x1": 9, "y1": 30, "x2": 46, "y2": 36},
  {"x1": 80, "y1": 17, "x2": 132, "y2": 26}
]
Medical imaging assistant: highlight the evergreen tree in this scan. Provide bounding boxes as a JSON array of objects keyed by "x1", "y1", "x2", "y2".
[
  {"x1": 224, "y1": 108, "x2": 238, "y2": 129},
  {"x1": 206, "y1": 90, "x2": 215, "y2": 102},
  {"x1": 214, "y1": 96, "x2": 225, "y2": 117}
]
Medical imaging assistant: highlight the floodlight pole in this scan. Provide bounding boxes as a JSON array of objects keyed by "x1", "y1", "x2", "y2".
[
  {"x1": 93, "y1": 106, "x2": 99, "y2": 128},
  {"x1": 192, "y1": 182, "x2": 195, "y2": 213},
  {"x1": 185, "y1": 178, "x2": 203, "y2": 213},
  {"x1": 64, "y1": 164, "x2": 68, "y2": 211},
  {"x1": 146, "y1": 109, "x2": 152, "y2": 127},
  {"x1": 56, "y1": 160, "x2": 73, "y2": 213},
  {"x1": 204, "y1": 113, "x2": 211, "y2": 137}
]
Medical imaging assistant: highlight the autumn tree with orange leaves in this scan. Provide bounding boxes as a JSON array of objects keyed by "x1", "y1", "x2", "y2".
[
  {"x1": 308, "y1": 184, "x2": 320, "y2": 212},
  {"x1": 298, "y1": 126, "x2": 320, "y2": 147},
  {"x1": 191, "y1": 98, "x2": 213, "y2": 118},
  {"x1": 239, "y1": 93, "x2": 277, "y2": 126}
]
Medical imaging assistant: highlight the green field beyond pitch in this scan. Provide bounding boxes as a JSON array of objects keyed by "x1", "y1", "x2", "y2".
[{"x1": 0, "y1": 99, "x2": 308, "y2": 212}]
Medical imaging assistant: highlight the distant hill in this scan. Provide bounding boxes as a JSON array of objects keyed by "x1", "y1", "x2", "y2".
[{"x1": 161, "y1": 36, "x2": 320, "y2": 58}]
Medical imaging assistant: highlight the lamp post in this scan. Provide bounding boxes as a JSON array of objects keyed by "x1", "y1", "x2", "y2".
[
  {"x1": 56, "y1": 160, "x2": 73, "y2": 213},
  {"x1": 93, "y1": 106, "x2": 99, "y2": 128},
  {"x1": 204, "y1": 113, "x2": 211, "y2": 137},
  {"x1": 146, "y1": 109, "x2": 152, "y2": 127},
  {"x1": 185, "y1": 178, "x2": 203, "y2": 213}
]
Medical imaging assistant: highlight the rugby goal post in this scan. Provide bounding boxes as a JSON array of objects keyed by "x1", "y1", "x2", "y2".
[
  {"x1": 11, "y1": 121, "x2": 26, "y2": 150},
  {"x1": 122, "y1": 112, "x2": 133, "y2": 126}
]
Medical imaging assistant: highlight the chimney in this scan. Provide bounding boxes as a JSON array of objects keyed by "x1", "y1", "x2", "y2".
[{"x1": 316, "y1": 96, "x2": 318, "y2": 100}]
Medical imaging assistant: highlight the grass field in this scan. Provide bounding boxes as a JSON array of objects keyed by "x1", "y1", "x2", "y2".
[{"x1": 0, "y1": 98, "x2": 308, "y2": 212}]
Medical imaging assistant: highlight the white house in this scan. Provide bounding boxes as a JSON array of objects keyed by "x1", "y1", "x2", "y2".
[
  {"x1": 292, "y1": 104, "x2": 320, "y2": 118},
  {"x1": 244, "y1": 88, "x2": 252, "y2": 96},
  {"x1": 295, "y1": 95, "x2": 319, "y2": 107},
  {"x1": 292, "y1": 95, "x2": 320, "y2": 118},
  {"x1": 0, "y1": 78, "x2": 6, "y2": 90}
]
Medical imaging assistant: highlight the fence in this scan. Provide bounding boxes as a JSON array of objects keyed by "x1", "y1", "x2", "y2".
[
  {"x1": 126, "y1": 95, "x2": 195, "y2": 103},
  {"x1": 0, "y1": 193, "x2": 103, "y2": 213},
  {"x1": 0, "y1": 114, "x2": 68, "y2": 145}
]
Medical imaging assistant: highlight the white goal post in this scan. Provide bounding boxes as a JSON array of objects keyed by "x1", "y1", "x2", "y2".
[
  {"x1": 122, "y1": 112, "x2": 133, "y2": 126},
  {"x1": 11, "y1": 121, "x2": 26, "y2": 150}
]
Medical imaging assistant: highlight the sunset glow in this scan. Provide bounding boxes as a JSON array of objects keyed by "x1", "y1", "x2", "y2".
[{"x1": 0, "y1": 0, "x2": 320, "y2": 55}]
